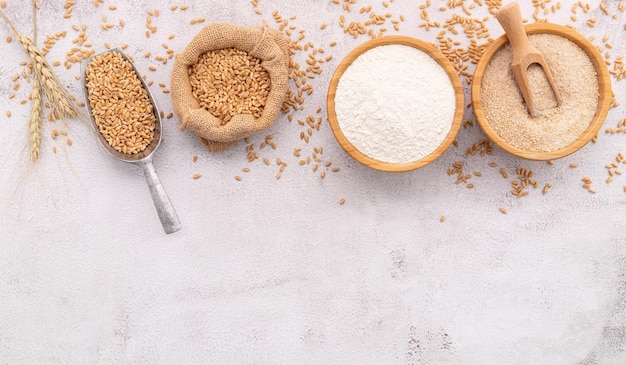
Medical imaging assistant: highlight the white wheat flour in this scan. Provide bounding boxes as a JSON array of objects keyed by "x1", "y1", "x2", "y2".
[{"x1": 334, "y1": 44, "x2": 456, "y2": 164}]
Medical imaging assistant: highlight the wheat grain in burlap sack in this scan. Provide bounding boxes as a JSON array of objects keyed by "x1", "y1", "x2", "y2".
[{"x1": 171, "y1": 23, "x2": 289, "y2": 152}]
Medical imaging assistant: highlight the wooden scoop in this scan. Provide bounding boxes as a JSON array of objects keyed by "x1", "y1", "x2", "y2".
[{"x1": 495, "y1": 2, "x2": 562, "y2": 118}]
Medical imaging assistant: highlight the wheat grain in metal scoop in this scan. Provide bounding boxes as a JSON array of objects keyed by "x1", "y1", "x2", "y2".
[{"x1": 83, "y1": 49, "x2": 181, "y2": 234}]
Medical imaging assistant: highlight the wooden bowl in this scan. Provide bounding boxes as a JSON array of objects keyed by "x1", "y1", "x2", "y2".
[
  {"x1": 472, "y1": 23, "x2": 612, "y2": 161},
  {"x1": 326, "y1": 36, "x2": 464, "y2": 172}
]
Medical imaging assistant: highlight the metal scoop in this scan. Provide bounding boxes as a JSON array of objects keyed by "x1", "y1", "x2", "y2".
[
  {"x1": 495, "y1": 2, "x2": 562, "y2": 118},
  {"x1": 83, "y1": 49, "x2": 182, "y2": 234}
]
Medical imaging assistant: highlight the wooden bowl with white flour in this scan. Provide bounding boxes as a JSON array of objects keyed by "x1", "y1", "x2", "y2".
[
  {"x1": 472, "y1": 23, "x2": 612, "y2": 161},
  {"x1": 327, "y1": 36, "x2": 464, "y2": 172}
]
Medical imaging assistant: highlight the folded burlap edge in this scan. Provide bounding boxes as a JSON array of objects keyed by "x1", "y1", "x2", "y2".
[{"x1": 171, "y1": 23, "x2": 290, "y2": 152}]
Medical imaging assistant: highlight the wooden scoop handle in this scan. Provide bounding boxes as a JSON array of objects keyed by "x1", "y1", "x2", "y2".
[{"x1": 495, "y1": 3, "x2": 534, "y2": 63}]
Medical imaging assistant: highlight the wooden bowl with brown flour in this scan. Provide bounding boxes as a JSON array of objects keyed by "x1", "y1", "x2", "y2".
[
  {"x1": 327, "y1": 36, "x2": 464, "y2": 172},
  {"x1": 472, "y1": 23, "x2": 612, "y2": 161}
]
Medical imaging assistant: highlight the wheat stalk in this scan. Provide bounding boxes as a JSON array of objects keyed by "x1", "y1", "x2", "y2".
[
  {"x1": 0, "y1": 8, "x2": 79, "y2": 162},
  {"x1": 0, "y1": 9, "x2": 78, "y2": 121}
]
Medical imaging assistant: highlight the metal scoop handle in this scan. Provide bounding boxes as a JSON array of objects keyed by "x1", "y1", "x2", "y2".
[{"x1": 141, "y1": 157, "x2": 182, "y2": 234}]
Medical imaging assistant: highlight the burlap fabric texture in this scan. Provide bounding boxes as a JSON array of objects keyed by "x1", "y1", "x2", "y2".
[{"x1": 171, "y1": 23, "x2": 289, "y2": 152}]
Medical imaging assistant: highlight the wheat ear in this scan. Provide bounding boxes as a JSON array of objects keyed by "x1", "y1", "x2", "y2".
[
  {"x1": 0, "y1": 9, "x2": 78, "y2": 120},
  {"x1": 28, "y1": 77, "x2": 43, "y2": 162}
]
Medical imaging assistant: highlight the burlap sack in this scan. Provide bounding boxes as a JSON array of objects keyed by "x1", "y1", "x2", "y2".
[{"x1": 171, "y1": 23, "x2": 289, "y2": 152}]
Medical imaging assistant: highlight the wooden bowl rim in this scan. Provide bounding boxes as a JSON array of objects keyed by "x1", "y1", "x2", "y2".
[
  {"x1": 326, "y1": 35, "x2": 464, "y2": 172},
  {"x1": 471, "y1": 23, "x2": 612, "y2": 161}
]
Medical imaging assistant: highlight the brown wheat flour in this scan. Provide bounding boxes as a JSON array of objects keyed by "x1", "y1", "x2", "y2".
[{"x1": 480, "y1": 33, "x2": 599, "y2": 153}]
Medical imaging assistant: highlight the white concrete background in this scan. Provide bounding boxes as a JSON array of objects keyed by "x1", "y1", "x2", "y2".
[{"x1": 0, "y1": 1, "x2": 625, "y2": 364}]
